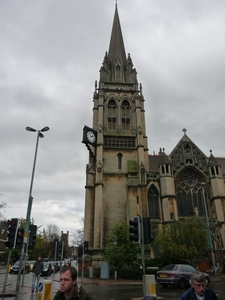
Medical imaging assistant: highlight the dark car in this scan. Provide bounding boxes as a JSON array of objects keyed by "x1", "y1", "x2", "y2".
[
  {"x1": 41, "y1": 262, "x2": 52, "y2": 277},
  {"x1": 10, "y1": 261, "x2": 30, "y2": 274},
  {"x1": 156, "y1": 264, "x2": 210, "y2": 289}
]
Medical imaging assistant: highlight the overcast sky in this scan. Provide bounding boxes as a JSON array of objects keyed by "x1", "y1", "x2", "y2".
[{"x1": 1, "y1": 0, "x2": 225, "y2": 243}]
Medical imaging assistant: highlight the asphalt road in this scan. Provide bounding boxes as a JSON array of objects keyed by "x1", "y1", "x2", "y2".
[
  {"x1": 83, "y1": 281, "x2": 223, "y2": 300},
  {"x1": 0, "y1": 265, "x2": 224, "y2": 300}
]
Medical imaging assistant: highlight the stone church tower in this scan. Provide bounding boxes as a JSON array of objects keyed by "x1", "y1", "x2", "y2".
[
  {"x1": 83, "y1": 5, "x2": 149, "y2": 250},
  {"x1": 83, "y1": 5, "x2": 225, "y2": 263}
]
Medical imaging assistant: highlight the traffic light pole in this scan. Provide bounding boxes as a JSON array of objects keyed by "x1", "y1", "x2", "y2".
[
  {"x1": 81, "y1": 242, "x2": 84, "y2": 284},
  {"x1": 140, "y1": 216, "x2": 146, "y2": 297},
  {"x1": 21, "y1": 230, "x2": 30, "y2": 286},
  {"x1": 137, "y1": 196, "x2": 146, "y2": 298},
  {"x1": 2, "y1": 249, "x2": 12, "y2": 294}
]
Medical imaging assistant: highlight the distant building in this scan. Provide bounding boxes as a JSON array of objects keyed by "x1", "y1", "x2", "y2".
[
  {"x1": 61, "y1": 231, "x2": 69, "y2": 248},
  {"x1": 83, "y1": 5, "x2": 225, "y2": 265}
]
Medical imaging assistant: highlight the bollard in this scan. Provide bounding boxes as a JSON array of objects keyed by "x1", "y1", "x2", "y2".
[
  {"x1": 114, "y1": 270, "x2": 117, "y2": 280},
  {"x1": 8, "y1": 264, "x2": 11, "y2": 273},
  {"x1": 89, "y1": 267, "x2": 93, "y2": 279},
  {"x1": 145, "y1": 275, "x2": 157, "y2": 298},
  {"x1": 37, "y1": 280, "x2": 52, "y2": 300}
]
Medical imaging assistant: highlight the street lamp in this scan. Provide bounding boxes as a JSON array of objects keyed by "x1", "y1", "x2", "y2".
[
  {"x1": 16, "y1": 126, "x2": 49, "y2": 290},
  {"x1": 24, "y1": 126, "x2": 49, "y2": 240},
  {"x1": 201, "y1": 183, "x2": 216, "y2": 273}
]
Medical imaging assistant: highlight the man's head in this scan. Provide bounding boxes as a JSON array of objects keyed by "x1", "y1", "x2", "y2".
[
  {"x1": 37, "y1": 256, "x2": 42, "y2": 261},
  {"x1": 59, "y1": 266, "x2": 78, "y2": 294},
  {"x1": 190, "y1": 271, "x2": 207, "y2": 296}
]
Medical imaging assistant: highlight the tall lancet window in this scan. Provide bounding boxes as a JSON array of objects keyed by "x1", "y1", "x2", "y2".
[
  {"x1": 148, "y1": 184, "x2": 159, "y2": 219},
  {"x1": 121, "y1": 100, "x2": 130, "y2": 131},
  {"x1": 117, "y1": 152, "x2": 123, "y2": 169},
  {"x1": 115, "y1": 65, "x2": 121, "y2": 82},
  {"x1": 108, "y1": 99, "x2": 117, "y2": 130}
]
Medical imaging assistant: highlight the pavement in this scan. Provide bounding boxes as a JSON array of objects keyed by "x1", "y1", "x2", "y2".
[{"x1": 0, "y1": 265, "x2": 224, "y2": 299}]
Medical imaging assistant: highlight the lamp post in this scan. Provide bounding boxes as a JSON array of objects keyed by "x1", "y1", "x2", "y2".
[
  {"x1": 16, "y1": 126, "x2": 49, "y2": 291},
  {"x1": 201, "y1": 184, "x2": 216, "y2": 273},
  {"x1": 24, "y1": 126, "x2": 49, "y2": 236}
]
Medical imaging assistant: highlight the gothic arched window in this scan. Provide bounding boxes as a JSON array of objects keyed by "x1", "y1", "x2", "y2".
[
  {"x1": 148, "y1": 184, "x2": 159, "y2": 219},
  {"x1": 177, "y1": 169, "x2": 207, "y2": 217},
  {"x1": 108, "y1": 99, "x2": 116, "y2": 130},
  {"x1": 121, "y1": 100, "x2": 130, "y2": 130}
]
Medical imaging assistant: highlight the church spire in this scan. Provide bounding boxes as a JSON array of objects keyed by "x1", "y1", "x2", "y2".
[
  {"x1": 99, "y1": 5, "x2": 137, "y2": 84},
  {"x1": 108, "y1": 4, "x2": 126, "y2": 68}
]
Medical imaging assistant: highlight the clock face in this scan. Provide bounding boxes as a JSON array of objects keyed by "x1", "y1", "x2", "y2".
[{"x1": 87, "y1": 131, "x2": 96, "y2": 143}]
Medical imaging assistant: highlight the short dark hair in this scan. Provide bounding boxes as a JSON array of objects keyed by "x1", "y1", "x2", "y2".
[
  {"x1": 60, "y1": 266, "x2": 77, "y2": 280},
  {"x1": 190, "y1": 271, "x2": 206, "y2": 286}
]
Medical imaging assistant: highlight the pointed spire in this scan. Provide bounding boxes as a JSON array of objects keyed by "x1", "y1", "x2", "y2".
[
  {"x1": 108, "y1": 5, "x2": 126, "y2": 67},
  {"x1": 208, "y1": 150, "x2": 219, "y2": 167},
  {"x1": 99, "y1": 5, "x2": 138, "y2": 85},
  {"x1": 159, "y1": 150, "x2": 171, "y2": 165}
]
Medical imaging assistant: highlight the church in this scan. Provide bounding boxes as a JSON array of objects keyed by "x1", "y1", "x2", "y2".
[{"x1": 82, "y1": 5, "x2": 225, "y2": 263}]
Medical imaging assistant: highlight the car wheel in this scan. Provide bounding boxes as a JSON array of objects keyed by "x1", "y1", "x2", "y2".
[
  {"x1": 179, "y1": 279, "x2": 186, "y2": 289},
  {"x1": 161, "y1": 284, "x2": 168, "y2": 288}
]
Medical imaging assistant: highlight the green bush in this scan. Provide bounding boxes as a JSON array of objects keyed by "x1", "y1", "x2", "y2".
[{"x1": 117, "y1": 264, "x2": 142, "y2": 280}]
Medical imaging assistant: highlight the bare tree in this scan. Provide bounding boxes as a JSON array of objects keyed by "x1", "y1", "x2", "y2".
[
  {"x1": 45, "y1": 224, "x2": 60, "y2": 242},
  {"x1": 0, "y1": 201, "x2": 7, "y2": 220},
  {"x1": 70, "y1": 218, "x2": 84, "y2": 247}
]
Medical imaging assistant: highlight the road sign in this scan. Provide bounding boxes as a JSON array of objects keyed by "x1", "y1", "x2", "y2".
[{"x1": 38, "y1": 282, "x2": 43, "y2": 292}]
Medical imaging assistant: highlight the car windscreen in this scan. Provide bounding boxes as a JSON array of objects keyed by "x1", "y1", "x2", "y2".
[
  {"x1": 181, "y1": 265, "x2": 197, "y2": 272},
  {"x1": 162, "y1": 264, "x2": 177, "y2": 271}
]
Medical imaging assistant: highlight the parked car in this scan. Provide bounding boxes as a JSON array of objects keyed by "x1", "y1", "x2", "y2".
[
  {"x1": 156, "y1": 264, "x2": 210, "y2": 289},
  {"x1": 10, "y1": 261, "x2": 30, "y2": 274},
  {"x1": 28, "y1": 260, "x2": 35, "y2": 272},
  {"x1": 41, "y1": 262, "x2": 52, "y2": 277}
]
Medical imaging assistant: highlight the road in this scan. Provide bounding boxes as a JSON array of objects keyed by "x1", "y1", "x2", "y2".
[
  {"x1": 83, "y1": 281, "x2": 223, "y2": 300},
  {"x1": 0, "y1": 265, "x2": 224, "y2": 300}
]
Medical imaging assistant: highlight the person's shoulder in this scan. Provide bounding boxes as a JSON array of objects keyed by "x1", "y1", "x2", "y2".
[
  {"x1": 79, "y1": 285, "x2": 93, "y2": 300},
  {"x1": 53, "y1": 290, "x2": 63, "y2": 300},
  {"x1": 180, "y1": 288, "x2": 193, "y2": 300},
  {"x1": 205, "y1": 287, "x2": 218, "y2": 300}
]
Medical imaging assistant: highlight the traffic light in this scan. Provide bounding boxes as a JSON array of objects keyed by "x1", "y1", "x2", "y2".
[
  {"x1": 143, "y1": 217, "x2": 154, "y2": 244},
  {"x1": 28, "y1": 224, "x2": 37, "y2": 249},
  {"x1": 129, "y1": 216, "x2": 141, "y2": 244},
  {"x1": 5, "y1": 218, "x2": 19, "y2": 249},
  {"x1": 84, "y1": 241, "x2": 89, "y2": 251},
  {"x1": 17, "y1": 228, "x2": 24, "y2": 244}
]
